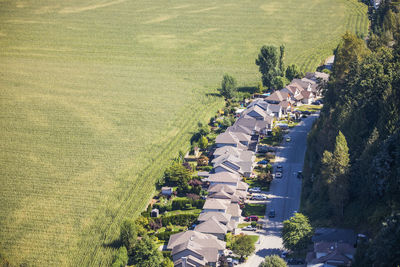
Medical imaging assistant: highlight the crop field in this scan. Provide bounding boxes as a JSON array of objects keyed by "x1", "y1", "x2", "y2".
[{"x1": 0, "y1": 0, "x2": 368, "y2": 265}]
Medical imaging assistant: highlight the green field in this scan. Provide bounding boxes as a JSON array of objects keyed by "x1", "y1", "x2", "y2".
[{"x1": 0, "y1": 0, "x2": 368, "y2": 265}]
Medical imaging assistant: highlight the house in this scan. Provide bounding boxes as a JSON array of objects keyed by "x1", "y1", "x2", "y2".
[
  {"x1": 207, "y1": 183, "x2": 236, "y2": 195},
  {"x1": 241, "y1": 105, "x2": 269, "y2": 121},
  {"x1": 267, "y1": 104, "x2": 283, "y2": 118},
  {"x1": 194, "y1": 216, "x2": 228, "y2": 240},
  {"x1": 161, "y1": 186, "x2": 173, "y2": 196},
  {"x1": 208, "y1": 172, "x2": 241, "y2": 186},
  {"x1": 212, "y1": 154, "x2": 254, "y2": 178},
  {"x1": 198, "y1": 211, "x2": 232, "y2": 225},
  {"x1": 234, "y1": 115, "x2": 273, "y2": 134},
  {"x1": 301, "y1": 90, "x2": 315, "y2": 104},
  {"x1": 247, "y1": 98, "x2": 269, "y2": 110},
  {"x1": 306, "y1": 228, "x2": 357, "y2": 267},
  {"x1": 305, "y1": 71, "x2": 330, "y2": 83},
  {"x1": 215, "y1": 131, "x2": 251, "y2": 148},
  {"x1": 226, "y1": 203, "x2": 242, "y2": 221},
  {"x1": 265, "y1": 90, "x2": 290, "y2": 104},
  {"x1": 167, "y1": 230, "x2": 226, "y2": 267},
  {"x1": 202, "y1": 198, "x2": 229, "y2": 213},
  {"x1": 208, "y1": 189, "x2": 241, "y2": 203}
]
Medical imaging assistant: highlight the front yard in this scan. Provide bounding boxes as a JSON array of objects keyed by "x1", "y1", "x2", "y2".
[{"x1": 242, "y1": 203, "x2": 266, "y2": 217}]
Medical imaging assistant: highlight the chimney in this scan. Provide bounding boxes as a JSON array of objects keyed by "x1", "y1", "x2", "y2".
[{"x1": 182, "y1": 256, "x2": 188, "y2": 267}]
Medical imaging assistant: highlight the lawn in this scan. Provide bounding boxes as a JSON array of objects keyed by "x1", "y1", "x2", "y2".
[
  {"x1": 242, "y1": 203, "x2": 267, "y2": 217},
  {"x1": 0, "y1": 0, "x2": 367, "y2": 265},
  {"x1": 294, "y1": 104, "x2": 323, "y2": 113}
]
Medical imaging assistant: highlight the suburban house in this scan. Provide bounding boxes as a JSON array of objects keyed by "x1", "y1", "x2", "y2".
[
  {"x1": 215, "y1": 131, "x2": 251, "y2": 149},
  {"x1": 212, "y1": 149, "x2": 255, "y2": 178},
  {"x1": 194, "y1": 216, "x2": 228, "y2": 240},
  {"x1": 234, "y1": 116, "x2": 272, "y2": 134},
  {"x1": 306, "y1": 228, "x2": 357, "y2": 267},
  {"x1": 207, "y1": 183, "x2": 248, "y2": 200},
  {"x1": 207, "y1": 172, "x2": 242, "y2": 186},
  {"x1": 265, "y1": 90, "x2": 290, "y2": 104},
  {"x1": 167, "y1": 230, "x2": 226, "y2": 267},
  {"x1": 198, "y1": 211, "x2": 231, "y2": 225},
  {"x1": 202, "y1": 198, "x2": 229, "y2": 213},
  {"x1": 241, "y1": 105, "x2": 271, "y2": 121},
  {"x1": 208, "y1": 189, "x2": 241, "y2": 203}
]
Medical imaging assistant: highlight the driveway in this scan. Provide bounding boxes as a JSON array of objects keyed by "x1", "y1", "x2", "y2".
[{"x1": 238, "y1": 114, "x2": 318, "y2": 267}]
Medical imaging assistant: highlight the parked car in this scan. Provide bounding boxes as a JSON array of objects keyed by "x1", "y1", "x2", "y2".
[
  {"x1": 281, "y1": 251, "x2": 288, "y2": 259},
  {"x1": 297, "y1": 171, "x2": 303, "y2": 179},
  {"x1": 248, "y1": 187, "x2": 261, "y2": 193},
  {"x1": 302, "y1": 110, "x2": 312, "y2": 115},
  {"x1": 277, "y1": 165, "x2": 283, "y2": 170},
  {"x1": 244, "y1": 215, "x2": 259, "y2": 222},
  {"x1": 286, "y1": 136, "x2": 291, "y2": 142},
  {"x1": 275, "y1": 172, "x2": 282, "y2": 178},
  {"x1": 242, "y1": 225, "x2": 257, "y2": 231},
  {"x1": 251, "y1": 194, "x2": 267, "y2": 200},
  {"x1": 268, "y1": 209, "x2": 276, "y2": 218}
]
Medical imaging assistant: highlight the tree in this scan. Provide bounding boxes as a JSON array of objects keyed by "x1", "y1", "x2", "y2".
[
  {"x1": 120, "y1": 219, "x2": 138, "y2": 251},
  {"x1": 199, "y1": 135, "x2": 208, "y2": 150},
  {"x1": 161, "y1": 257, "x2": 174, "y2": 267},
  {"x1": 259, "y1": 255, "x2": 288, "y2": 267},
  {"x1": 333, "y1": 32, "x2": 370, "y2": 80},
  {"x1": 219, "y1": 74, "x2": 237, "y2": 99},
  {"x1": 285, "y1": 64, "x2": 302, "y2": 81},
  {"x1": 231, "y1": 234, "x2": 256, "y2": 260},
  {"x1": 279, "y1": 45, "x2": 285, "y2": 75},
  {"x1": 131, "y1": 236, "x2": 163, "y2": 267},
  {"x1": 164, "y1": 162, "x2": 191, "y2": 185},
  {"x1": 282, "y1": 213, "x2": 313, "y2": 252},
  {"x1": 271, "y1": 76, "x2": 289, "y2": 90},
  {"x1": 111, "y1": 246, "x2": 128, "y2": 267},
  {"x1": 256, "y1": 45, "x2": 279, "y2": 88},
  {"x1": 257, "y1": 81, "x2": 264, "y2": 94}
]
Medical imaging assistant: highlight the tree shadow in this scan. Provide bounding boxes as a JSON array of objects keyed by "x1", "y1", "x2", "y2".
[
  {"x1": 205, "y1": 92, "x2": 222, "y2": 97},
  {"x1": 237, "y1": 86, "x2": 258, "y2": 94},
  {"x1": 103, "y1": 238, "x2": 122, "y2": 249},
  {"x1": 256, "y1": 248, "x2": 283, "y2": 258}
]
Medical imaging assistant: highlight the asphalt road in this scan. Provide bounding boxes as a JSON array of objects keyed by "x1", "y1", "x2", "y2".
[{"x1": 239, "y1": 114, "x2": 318, "y2": 267}]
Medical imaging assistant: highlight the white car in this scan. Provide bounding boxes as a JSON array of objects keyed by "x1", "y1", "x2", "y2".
[
  {"x1": 249, "y1": 187, "x2": 261, "y2": 193},
  {"x1": 275, "y1": 172, "x2": 282, "y2": 178},
  {"x1": 242, "y1": 225, "x2": 257, "y2": 231},
  {"x1": 251, "y1": 194, "x2": 267, "y2": 200},
  {"x1": 286, "y1": 136, "x2": 291, "y2": 142}
]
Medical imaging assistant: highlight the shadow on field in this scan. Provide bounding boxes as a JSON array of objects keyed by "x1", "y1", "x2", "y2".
[{"x1": 103, "y1": 238, "x2": 122, "y2": 249}]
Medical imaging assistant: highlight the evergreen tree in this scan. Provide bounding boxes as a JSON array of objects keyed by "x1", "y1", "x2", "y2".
[
  {"x1": 256, "y1": 45, "x2": 279, "y2": 88},
  {"x1": 279, "y1": 45, "x2": 285, "y2": 75},
  {"x1": 120, "y1": 219, "x2": 138, "y2": 251},
  {"x1": 219, "y1": 74, "x2": 237, "y2": 99},
  {"x1": 131, "y1": 236, "x2": 163, "y2": 267}
]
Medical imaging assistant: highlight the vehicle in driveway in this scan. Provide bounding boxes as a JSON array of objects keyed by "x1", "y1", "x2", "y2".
[
  {"x1": 242, "y1": 225, "x2": 257, "y2": 231},
  {"x1": 248, "y1": 187, "x2": 261, "y2": 193},
  {"x1": 244, "y1": 215, "x2": 259, "y2": 222},
  {"x1": 297, "y1": 171, "x2": 303, "y2": 179},
  {"x1": 268, "y1": 209, "x2": 276, "y2": 218},
  {"x1": 257, "y1": 160, "x2": 269, "y2": 165},
  {"x1": 287, "y1": 259, "x2": 305, "y2": 265},
  {"x1": 251, "y1": 194, "x2": 267, "y2": 200},
  {"x1": 275, "y1": 172, "x2": 282, "y2": 178}
]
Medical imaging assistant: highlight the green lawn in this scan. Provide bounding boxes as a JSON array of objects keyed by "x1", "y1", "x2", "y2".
[
  {"x1": 0, "y1": 0, "x2": 367, "y2": 265},
  {"x1": 294, "y1": 104, "x2": 323, "y2": 113},
  {"x1": 242, "y1": 203, "x2": 267, "y2": 217}
]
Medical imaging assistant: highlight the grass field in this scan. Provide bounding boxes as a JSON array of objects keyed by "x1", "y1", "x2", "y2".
[{"x1": 0, "y1": 0, "x2": 368, "y2": 266}]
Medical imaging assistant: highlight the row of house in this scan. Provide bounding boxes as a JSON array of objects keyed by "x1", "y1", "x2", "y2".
[{"x1": 166, "y1": 72, "x2": 328, "y2": 267}]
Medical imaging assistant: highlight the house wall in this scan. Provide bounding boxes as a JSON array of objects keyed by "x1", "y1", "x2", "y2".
[{"x1": 172, "y1": 249, "x2": 203, "y2": 263}]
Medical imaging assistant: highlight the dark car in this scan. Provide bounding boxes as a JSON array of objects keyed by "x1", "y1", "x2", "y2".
[
  {"x1": 297, "y1": 171, "x2": 303, "y2": 179},
  {"x1": 287, "y1": 259, "x2": 305, "y2": 265},
  {"x1": 244, "y1": 215, "x2": 259, "y2": 222},
  {"x1": 311, "y1": 101, "x2": 321, "y2": 105},
  {"x1": 268, "y1": 209, "x2": 276, "y2": 218}
]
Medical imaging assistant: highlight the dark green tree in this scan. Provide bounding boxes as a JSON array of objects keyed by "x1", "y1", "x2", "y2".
[
  {"x1": 259, "y1": 255, "x2": 288, "y2": 267},
  {"x1": 256, "y1": 45, "x2": 279, "y2": 88},
  {"x1": 285, "y1": 64, "x2": 302, "y2": 81},
  {"x1": 231, "y1": 234, "x2": 256, "y2": 260},
  {"x1": 279, "y1": 44, "x2": 285, "y2": 75},
  {"x1": 199, "y1": 135, "x2": 208, "y2": 150},
  {"x1": 219, "y1": 74, "x2": 237, "y2": 99},
  {"x1": 120, "y1": 219, "x2": 138, "y2": 251},
  {"x1": 282, "y1": 213, "x2": 313, "y2": 251},
  {"x1": 161, "y1": 257, "x2": 174, "y2": 267},
  {"x1": 271, "y1": 76, "x2": 289, "y2": 89},
  {"x1": 111, "y1": 246, "x2": 128, "y2": 267},
  {"x1": 131, "y1": 236, "x2": 163, "y2": 267},
  {"x1": 164, "y1": 162, "x2": 191, "y2": 185}
]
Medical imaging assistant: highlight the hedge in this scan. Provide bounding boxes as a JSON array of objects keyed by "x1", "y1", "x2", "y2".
[
  {"x1": 155, "y1": 230, "x2": 181, "y2": 241},
  {"x1": 171, "y1": 199, "x2": 205, "y2": 210},
  {"x1": 161, "y1": 214, "x2": 198, "y2": 226}
]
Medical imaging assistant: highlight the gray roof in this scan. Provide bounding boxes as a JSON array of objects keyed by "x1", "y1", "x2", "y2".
[
  {"x1": 174, "y1": 254, "x2": 206, "y2": 267},
  {"x1": 203, "y1": 198, "x2": 229, "y2": 210},
  {"x1": 167, "y1": 230, "x2": 225, "y2": 251},
  {"x1": 215, "y1": 131, "x2": 240, "y2": 145},
  {"x1": 242, "y1": 105, "x2": 268, "y2": 120},
  {"x1": 314, "y1": 241, "x2": 356, "y2": 255},
  {"x1": 247, "y1": 98, "x2": 268, "y2": 110},
  {"x1": 198, "y1": 212, "x2": 231, "y2": 224},
  {"x1": 226, "y1": 203, "x2": 241, "y2": 217},
  {"x1": 267, "y1": 104, "x2": 282, "y2": 113},
  {"x1": 226, "y1": 124, "x2": 253, "y2": 136},
  {"x1": 312, "y1": 228, "x2": 357, "y2": 245},
  {"x1": 208, "y1": 172, "x2": 241, "y2": 184},
  {"x1": 213, "y1": 145, "x2": 243, "y2": 158},
  {"x1": 266, "y1": 91, "x2": 288, "y2": 102},
  {"x1": 195, "y1": 216, "x2": 228, "y2": 235},
  {"x1": 208, "y1": 184, "x2": 236, "y2": 194},
  {"x1": 237, "y1": 181, "x2": 249, "y2": 191}
]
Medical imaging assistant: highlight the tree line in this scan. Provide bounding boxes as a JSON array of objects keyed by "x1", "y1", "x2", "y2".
[{"x1": 302, "y1": 1, "x2": 400, "y2": 265}]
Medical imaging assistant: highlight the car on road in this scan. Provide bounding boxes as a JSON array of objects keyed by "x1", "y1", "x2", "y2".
[
  {"x1": 244, "y1": 215, "x2": 259, "y2": 222},
  {"x1": 277, "y1": 165, "x2": 283, "y2": 170},
  {"x1": 312, "y1": 100, "x2": 321, "y2": 105},
  {"x1": 286, "y1": 136, "x2": 291, "y2": 142},
  {"x1": 242, "y1": 225, "x2": 257, "y2": 231},
  {"x1": 248, "y1": 187, "x2": 261, "y2": 193},
  {"x1": 275, "y1": 172, "x2": 282, "y2": 178},
  {"x1": 281, "y1": 251, "x2": 288, "y2": 259},
  {"x1": 268, "y1": 209, "x2": 276, "y2": 218},
  {"x1": 297, "y1": 171, "x2": 303, "y2": 179},
  {"x1": 251, "y1": 194, "x2": 268, "y2": 200}
]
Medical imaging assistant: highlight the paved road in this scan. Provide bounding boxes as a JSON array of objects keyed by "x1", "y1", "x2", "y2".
[{"x1": 239, "y1": 114, "x2": 318, "y2": 267}]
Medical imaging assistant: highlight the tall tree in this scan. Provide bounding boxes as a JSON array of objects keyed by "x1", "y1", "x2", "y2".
[
  {"x1": 256, "y1": 45, "x2": 279, "y2": 88},
  {"x1": 259, "y1": 255, "x2": 288, "y2": 267},
  {"x1": 131, "y1": 236, "x2": 163, "y2": 267},
  {"x1": 120, "y1": 219, "x2": 138, "y2": 251},
  {"x1": 285, "y1": 64, "x2": 302, "y2": 81},
  {"x1": 282, "y1": 213, "x2": 313, "y2": 251},
  {"x1": 231, "y1": 234, "x2": 256, "y2": 260},
  {"x1": 219, "y1": 74, "x2": 237, "y2": 99},
  {"x1": 279, "y1": 45, "x2": 285, "y2": 75}
]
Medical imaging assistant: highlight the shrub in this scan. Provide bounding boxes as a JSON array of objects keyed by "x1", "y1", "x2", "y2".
[
  {"x1": 155, "y1": 230, "x2": 181, "y2": 241},
  {"x1": 161, "y1": 214, "x2": 197, "y2": 226}
]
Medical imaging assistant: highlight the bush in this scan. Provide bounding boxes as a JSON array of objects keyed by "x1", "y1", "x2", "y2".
[
  {"x1": 171, "y1": 199, "x2": 205, "y2": 210},
  {"x1": 161, "y1": 214, "x2": 198, "y2": 226},
  {"x1": 155, "y1": 230, "x2": 181, "y2": 241},
  {"x1": 196, "y1": 165, "x2": 213, "y2": 171}
]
